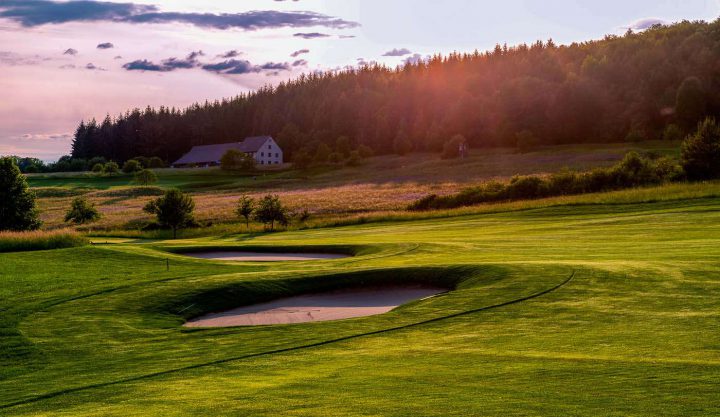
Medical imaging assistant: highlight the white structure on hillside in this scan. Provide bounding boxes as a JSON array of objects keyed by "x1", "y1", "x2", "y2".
[{"x1": 172, "y1": 136, "x2": 283, "y2": 168}]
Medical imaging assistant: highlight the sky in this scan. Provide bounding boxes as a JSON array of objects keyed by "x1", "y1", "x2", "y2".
[{"x1": 1, "y1": 0, "x2": 719, "y2": 160}]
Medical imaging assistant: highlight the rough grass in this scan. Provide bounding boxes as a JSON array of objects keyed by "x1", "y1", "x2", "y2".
[
  {"x1": 0, "y1": 186, "x2": 718, "y2": 416},
  {"x1": 30, "y1": 141, "x2": 681, "y2": 230},
  {"x1": 0, "y1": 229, "x2": 89, "y2": 252}
]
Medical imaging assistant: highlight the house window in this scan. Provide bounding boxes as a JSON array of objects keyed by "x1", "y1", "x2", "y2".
[
  {"x1": 275, "y1": 153, "x2": 279, "y2": 157},
  {"x1": 268, "y1": 144, "x2": 272, "y2": 149},
  {"x1": 261, "y1": 152, "x2": 264, "y2": 157}
]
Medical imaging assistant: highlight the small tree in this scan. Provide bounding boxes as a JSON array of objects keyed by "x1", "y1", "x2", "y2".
[
  {"x1": 221, "y1": 149, "x2": 255, "y2": 171},
  {"x1": 104, "y1": 161, "x2": 119, "y2": 175},
  {"x1": 236, "y1": 195, "x2": 254, "y2": 228},
  {"x1": 91, "y1": 163, "x2": 104, "y2": 173},
  {"x1": 441, "y1": 134, "x2": 468, "y2": 159},
  {"x1": 143, "y1": 189, "x2": 195, "y2": 238},
  {"x1": 0, "y1": 157, "x2": 41, "y2": 231},
  {"x1": 357, "y1": 144, "x2": 374, "y2": 158},
  {"x1": 64, "y1": 197, "x2": 100, "y2": 224},
  {"x1": 253, "y1": 194, "x2": 289, "y2": 230},
  {"x1": 314, "y1": 143, "x2": 331, "y2": 164},
  {"x1": 346, "y1": 150, "x2": 361, "y2": 166},
  {"x1": 122, "y1": 159, "x2": 142, "y2": 173},
  {"x1": 335, "y1": 136, "x2": 352, "y2": 157},
  {"x1": 133, "y1": 169, "x2": 158, "y2": 186},
  {"x1": 681, "y1": 117, "x2": 720, "y2": 180}
]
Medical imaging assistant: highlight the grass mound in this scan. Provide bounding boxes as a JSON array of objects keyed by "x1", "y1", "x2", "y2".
[{"x1": 0, "y1": 230, "x2": 89, "y2": 252}]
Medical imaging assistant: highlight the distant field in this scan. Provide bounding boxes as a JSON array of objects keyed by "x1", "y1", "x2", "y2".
[
  {"x1": 0, "y1": 182, "x2": 718, "y2": 416},
  {"x1": 28, "y1": 141, "x2": 681, "y2": 230}
]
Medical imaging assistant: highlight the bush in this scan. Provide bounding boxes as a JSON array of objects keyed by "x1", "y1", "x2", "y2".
[
  {"x1": 663, "y1": 124, "x2": 684, "y2": 142},
  {"x1": 133, "y1": 156, "x2": 151, "y2": 168},
  {"x1": 91, "y1": 163, "x2": 104, "y2": 173},
  {"x1": 148, "y1": 157, "x2": 165, "y2": 168},
  {"x1": 328, "y1": 152, "x2": 343, "y2": 164},
  {"x1": 122, "y1": 159, "x2": 142, "y2": 173},
  {"x1": 64, "y1": 197, "x2": 101, "y2": 224},
  {"x1": 143, "y1": 189, "x2": 195, "y2": 238},
  {"x1": 441, "y1": 134, "x2": 468, "y2": 159},
  {"x1": 0, "y1": 230, "x2": 88, "y2": 253},
  {"x1": 314, "y1": 143, "x2": 331, "y2": 164},
  {"x1": 104, "y1": 161, "x2": 119, "y2": 175},
  {"x1": 133, "y1": 169, "x2": 158, "y2": 186},
  {"x1": 0, "y1": 157, "x2": 41, "y2": 231},
  {"x1": 357, "y1": 144, "x2": 374, "y2": 158},
  {"x1": 253, "y1": 194, "x2": 289, "y2": 230},
  {"x1": 346, "y1": 150, "x2": 362, "y2": 166},
  {"x1": 410, "y1": 151, "x2": 684, "y2": 211},
  {"x1": 681, "y1": 117, "x2": 720, "y2": 180},
  {"x1": 221, "y1": 150, "x2": 255, "y2": 171}
]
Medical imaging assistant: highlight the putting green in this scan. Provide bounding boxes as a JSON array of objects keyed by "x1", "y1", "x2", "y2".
[{"x1": 0, "y1": 194, "x2": 719, "y2": 416}]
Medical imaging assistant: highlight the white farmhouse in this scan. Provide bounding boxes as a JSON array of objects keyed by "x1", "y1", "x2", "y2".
[{"x1": 172, "y1": 136, "x2": 283, "y2": 168}]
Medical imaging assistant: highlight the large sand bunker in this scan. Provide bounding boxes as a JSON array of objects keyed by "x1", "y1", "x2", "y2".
[
  {"x1": 184, "y1": 285, "x2": 445, "y2": 327},
  {"x1": 183, "y1": 251, "x2": 349, "y2": 261}
]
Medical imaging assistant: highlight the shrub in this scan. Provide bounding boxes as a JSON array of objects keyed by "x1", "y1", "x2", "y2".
[
  {"x1": 133, "y1": 156, "x2": 151, "y2": 168},
  {"x1": 91, "y1": 163, "x2": 104, "y2": 173},
  {"x1": 506, "y1": 175, "x2": 547, "y2": 199},
  {"x1": 64, "y1": 197, "x2": 101, "y2": 224},
  {"x1": 0, "y1": 230, "x2": 88, "y2": 253},
  {"x1": 122, "y1": 159, "x2": 143, "y2": 173},
  {"x1": 104, "y1": 161, "x2": 120, "y2": 175},
  {"x1": 357, "y1": 145, "x2": 374, "y2": 158},
  {"x1": 328, "y1": 152, "x2": 343, "y2": 164},
  {"x1": 346, "y1": 150, "x2": 361, "y2": 166},
  {"x1": 441, "y1": 135, "x2": 468, "y2": 159},
  {"x1": 335, "y1": 136, "x2": 352, "y2": 157},
  {"x1": 0, "y1": 157, "x2": 41, "y2": 231},
  {"x1": 133, "y1": 169, "x2": 158, "y2": 186},
  {"x1": 681, "y1": 117, "x2": 720, "y2": 180},
  {"x1": 663, "y1": 124, "x2": 684, "y2": 142},
  {"x1": 148, "y1": 157, "x2": 165, "y2": 168},
  {"x1": 87, "y1": 156, "x2": 107, "y2": 169},
  {"x1": 314, "y1": 143, "x2": 331, "y2": 164},
  {"x1": 253, "y1": 194, "x2": 289, "y2": 230},
  {"x1": 143, "y1": 189, "x2": 195, "y2": 238},
  {"x1": 221, "y1": 150, "x2": 255, "y2": 171}
]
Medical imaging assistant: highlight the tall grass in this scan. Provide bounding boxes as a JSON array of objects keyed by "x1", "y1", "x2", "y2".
[{"x1": 0, "y1": 230, "x2": 89, "y2": 252}]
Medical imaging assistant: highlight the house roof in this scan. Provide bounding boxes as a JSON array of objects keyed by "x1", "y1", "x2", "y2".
[{"x1": 172, "y1": 136, "x2": 273, "y2": 165}]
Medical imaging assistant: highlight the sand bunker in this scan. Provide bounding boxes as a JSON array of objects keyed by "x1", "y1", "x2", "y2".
[
  {"x1": 184, "y1": 251, "x2": 349, "y2": 262},
  {"x1": 184, "y1": 285, "x2": 445, "y2": 327}
]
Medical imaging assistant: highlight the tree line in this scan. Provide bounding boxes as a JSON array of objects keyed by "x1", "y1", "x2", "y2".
[{"x1": 68, "y1": 20, "x2": 720, "y2": 164}]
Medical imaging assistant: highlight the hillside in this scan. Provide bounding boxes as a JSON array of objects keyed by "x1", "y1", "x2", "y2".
[
  {"x1": 70, "y1": 20, "x2": 719, "y2": 163},
  {"x1": 30, "y1": 141, "x2": 679, "y2": 231}
]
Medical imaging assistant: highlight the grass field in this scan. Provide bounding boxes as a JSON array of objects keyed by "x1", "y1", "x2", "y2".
[
  {"x1": 27, "y1": 141, "x2": 681, "y2": 231},
  {"x1": 1, "y1": 180, "x2": 718, "y2": 416}
]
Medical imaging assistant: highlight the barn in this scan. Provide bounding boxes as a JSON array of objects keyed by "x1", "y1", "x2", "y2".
[{"x1": 171, "y1": 136, "x2": 283, "y2": 168}]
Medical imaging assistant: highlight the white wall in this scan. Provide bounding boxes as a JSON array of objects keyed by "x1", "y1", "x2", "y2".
[{"x1": 253, "y1": 138, "x2": 284, "y2": 166}]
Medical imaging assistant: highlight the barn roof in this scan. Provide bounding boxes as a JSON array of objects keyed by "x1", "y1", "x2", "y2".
[{"x1": 172, "y1": 136, "x2": 273, "y2": 165}]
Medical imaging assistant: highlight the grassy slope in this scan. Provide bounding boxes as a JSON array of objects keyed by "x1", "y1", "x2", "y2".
[
  {"x1": 28, "y1": 141, "x2": 680, "y2": 230},
  {"x1": 0, "y1": 182, "x2": 718, "y2": 416}
]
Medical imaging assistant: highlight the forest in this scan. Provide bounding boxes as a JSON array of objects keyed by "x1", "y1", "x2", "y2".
[{"x1": 70, "y1": 19, "x2": 719, "y2": 164}]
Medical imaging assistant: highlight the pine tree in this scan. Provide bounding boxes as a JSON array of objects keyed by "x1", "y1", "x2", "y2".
[{"x1": 0, "y1": 157, "x2": 41, "y2": 231}]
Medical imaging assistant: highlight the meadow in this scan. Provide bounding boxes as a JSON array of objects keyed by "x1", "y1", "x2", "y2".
[
  {"x1": 27, "y1": 141, "x2": 680, "y2": 232},
  {"x1": 0, "y1": 178, "x2": 718, "y2": 416}
]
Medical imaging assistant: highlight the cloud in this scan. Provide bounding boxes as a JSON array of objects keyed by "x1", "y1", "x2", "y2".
[
  {"x1": 202, "y1": 59, "x2": 260, "y2": 74},
  {"x1": 218, "y1": 50, "x2": 241, "y2": 58},
  {"x1": 96, "y1": 42, "x2": 114, "y2": 49},
  {"x1": 114, "y1": 55, "x2": 122, "y2": 59},
  {"x1": 290, "y1": 48, "x2": 309, "y2": 57},
  {"x1": 293, "y1": 32, "x2": 330, "y2": 39},
  {"x1": 20, "y1": 132, "x2": 72, "y2": 140},
  {"x1": 383, "y1": 48, "x2": 411, "y2": 57},
  {"x1": 338, "y1": 35, "x2": 355, "y2": 39},
  {"x1": 63, "y1": 48, "x2": 78, "y2": 55},
  {"x1": 292, "y1": 59, "x2": 307, "y2": 67},
  {"x1": 0, "y1": 50, "x2": 47, "y2": 65},
  {"x1": 0, "y1": 1, "x2": 359, "y2": 31},
  {"x1": 260, "y1": 62, "x2": 290, "y2": 71},
  {"x1": 625, "y1": 17, "x2": 667, "y2": 31},
  {"x1": 402, "y1": 53, "x2": 427, "y2": 65},
  {"x1": 123, "y1": 50, "x2": 202, "y2": 72},
  {"x1": 122, "y1": 59, "x2": 164, "y2": 71}
]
